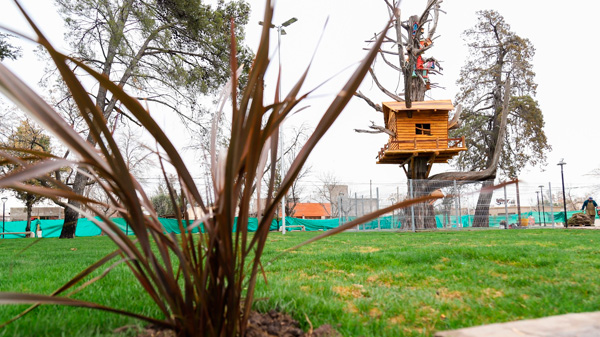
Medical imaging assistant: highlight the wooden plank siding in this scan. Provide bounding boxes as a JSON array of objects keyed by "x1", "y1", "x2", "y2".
[
  {"x1": 378, "y1": 100, "x2": 466, "y2": 166},
  {"x1": 394, "y1": 110, "x2": 448, "y2": 150},
  {"x1": 387, "y1": 109, "x2": 397, "y2": 142}
]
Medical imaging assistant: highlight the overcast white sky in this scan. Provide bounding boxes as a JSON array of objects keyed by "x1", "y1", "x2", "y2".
[{"x1": 1, "y1": 0, "x2": 599, "y2": 210}]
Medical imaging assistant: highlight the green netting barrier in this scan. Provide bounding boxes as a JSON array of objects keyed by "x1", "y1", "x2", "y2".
[
  {"x1": 438, "y1": 210, "x2": 585, "y2": 228},
  {"x1": 0, "y1": 217, "x2": 274, "y2": 238},
  {"x1": 0, "y1": 210, "x2": 587, "y2": 239},
  {"x1": 337, "y1": 216, "x2": 404, "y2": 230},
  {"x1": 284, "y1": 217, "x2": 341, "y2": 231}
]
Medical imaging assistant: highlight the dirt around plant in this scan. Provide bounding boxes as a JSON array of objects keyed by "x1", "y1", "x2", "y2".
[
  {"x1": 245, "y1": 310, "x2": 341, "y2": 337},
  {"x1": 123, "y1": 310, "x2": 340, "y2": 337}
]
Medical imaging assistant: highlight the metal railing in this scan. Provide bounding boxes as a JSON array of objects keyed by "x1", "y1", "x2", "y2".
[{"x1": 378, "y1": 136, "x2": 465, "y2": 160}]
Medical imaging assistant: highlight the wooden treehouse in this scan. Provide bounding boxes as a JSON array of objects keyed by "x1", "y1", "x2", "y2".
[{"x1": 377, "y1": 100, "x2": 467, "y2": 178}]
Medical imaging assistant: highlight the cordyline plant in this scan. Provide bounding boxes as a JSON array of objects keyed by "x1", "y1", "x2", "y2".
[{"x1": 0, "y1": 0, "x2": 510, "y2": 335}]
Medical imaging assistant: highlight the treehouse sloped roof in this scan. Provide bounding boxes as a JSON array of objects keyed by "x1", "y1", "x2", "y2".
[{"x1": 382, "y1": 100, "x2": 454, "y2": 126}]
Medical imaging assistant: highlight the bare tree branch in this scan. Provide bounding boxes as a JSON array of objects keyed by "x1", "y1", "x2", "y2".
[
  {"x1": 368, "y1": 68, "x2": 404, "y2": 101},
  {"x1": 379, "y1": 51, "x2": 402, "y2": 72},
  {"x1": 354, "y1": 121, "x2": 395, "y2": 136},
  {"x1": 353, "y1": 91, "x2": 383, "y2": 112},
  {"x1": 448, "y1": 104, "x2": 462, "y2": 130}
]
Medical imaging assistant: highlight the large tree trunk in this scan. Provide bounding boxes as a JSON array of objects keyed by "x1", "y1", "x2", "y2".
[
  {"x1": 472, "y1": 179, "x2": 494, "y2": 227},
  {"x1": 403, "y1": 157, "x2": 437, "y2": 230},
  {"x1": 59, "y1": 168, "x2": 89, "y2": 238},
  {"x1": 25, "y1": 199, "x2": 32, "y2": 233},
  {"x1": 59, "y1": 136, "x2": 93, "y2": 238},
  {"x1": 58, "y1": 12, "x2": 127, "y2": 239},
  {"x1": 61, "y1": 207, "x2": 79, "y2": 238},
  {"x1": 409, "y1": 77, "x2": 427, "y2": 102}
]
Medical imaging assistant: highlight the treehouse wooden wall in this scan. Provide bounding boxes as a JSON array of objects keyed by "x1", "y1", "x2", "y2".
[{"x1": 395, "y1": 110, "x2": 448, "y2": 150}]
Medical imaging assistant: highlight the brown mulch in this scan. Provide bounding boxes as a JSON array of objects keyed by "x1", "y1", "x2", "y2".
[{"x1": 121, "y1": 310, "x2": 340, "y2": 337}]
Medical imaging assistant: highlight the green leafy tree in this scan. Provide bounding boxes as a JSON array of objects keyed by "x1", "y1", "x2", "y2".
[
  {"x1": 446, "y1": 10, "x2": 551, "y2": 226},
  {"x1": 0, "y1": 33, "x2": 20, "y2": 61},
  {"x1": 151, "y1": 193, "x2": 175, "y2": 217},
  {"x1": 1, "y1": 119, "x2": 53, "y2": 233},
  {"x1": 150, "y1": 175, "x2": 181, "y2": 217},
  {"x1": 49, "y1": 0, "x2": 253, "y2": 238}
]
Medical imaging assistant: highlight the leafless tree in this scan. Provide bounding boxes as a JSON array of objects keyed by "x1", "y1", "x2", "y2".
[
  {"x1": 258, "y1": 124, "x2": 312, "y2": 218},
  {"x1": 314, "y1": 172, "x2": 353, "y2": 218},
  {"x1": 114, "y1": 125, "x2": 156, "y2": 179},
  {"x1": 82, "y1": 124, "x2": 155, "y2": 218}
]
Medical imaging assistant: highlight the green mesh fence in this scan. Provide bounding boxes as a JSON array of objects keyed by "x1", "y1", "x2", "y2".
[{"x1": 0, "y1": 210, "x2": 586, "y2": 239}]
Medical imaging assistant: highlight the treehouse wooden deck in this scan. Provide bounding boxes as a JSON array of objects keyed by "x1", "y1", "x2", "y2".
[
  {"x1": 376, "y1": 141, "x2": 466, "y2": 164},
  {"x1": 377, "y1": 100, "x2": 467, "y2": 169}
]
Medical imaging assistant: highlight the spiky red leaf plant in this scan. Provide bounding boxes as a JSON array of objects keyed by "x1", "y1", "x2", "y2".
[{"x1": 0, "y1": 0, "x2": 452, "y2": 336}]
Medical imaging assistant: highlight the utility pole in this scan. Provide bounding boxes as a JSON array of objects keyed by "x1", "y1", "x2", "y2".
[
  {"x1": 515, "y1": 179, "x2": 522, "y2": 227},
  {"x1": 549, "y1": 182, "x2": 555, "y2": 228},
  {"x1": 558, "y1": 159, "x2": 568, "y2": 227},
  {"x1": 259, "y1": 17, "x2": 298, "y2": 235},
  {"x1": 536, "y1": 191, "x2": 541, "y2": 226},
  {"x1": 539, "y1": 185, "x2": 546, "y2": 226}
]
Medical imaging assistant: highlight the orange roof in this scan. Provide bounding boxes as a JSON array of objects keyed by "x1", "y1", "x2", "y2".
[
  {"x1": 293, "y1": 203, "x2": 331, "y2": 217},
  {"x1": 382, "y1": 100, "x2": 454, "y2": 126},
  {"x1": 383, "y1": 100, "x2": 454, "y2": 112}
]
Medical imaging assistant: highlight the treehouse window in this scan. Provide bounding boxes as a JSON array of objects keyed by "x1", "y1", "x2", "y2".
[{"x1": 415, "y1": 123, "x2": 431, "y2": 135}]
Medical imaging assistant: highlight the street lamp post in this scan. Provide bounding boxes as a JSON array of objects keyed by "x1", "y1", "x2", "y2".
[
  {"x1": 259, "y1": 17, "x2": 298, "y2": 235},
  {"x1": 258, "y1": 17, "x2": 298, "y2": 96},
  {"x1": 2, "y1": 196, "x2": 7, "y2": 239},
  {"x1": 536, "y1": 191, "x2": 541, "y2": 226},
  {"x1": 558, "y1": 159, "x2": 568, "y2": 227},
  {"x1": 539, "y1": 185, "x2": 546, "y2": 226}
]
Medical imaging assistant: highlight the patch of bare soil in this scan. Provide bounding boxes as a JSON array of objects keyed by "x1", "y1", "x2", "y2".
[
  {"x1": 245, "y1": 310, "x2": 341, "y2": 337},
  {"x1": 115, "y1": 325, "x2": 176, "y2": 337},
  {"x1": 121, "y1": 311, "x2": 340, "y2": 337}
]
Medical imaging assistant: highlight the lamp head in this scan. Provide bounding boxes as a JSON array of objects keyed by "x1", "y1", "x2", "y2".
[
  {"x1": 1, "y1": 197, "x2": 7, "y2": 203},
  {"x1": 281, "y1": 17, "x2": 298, "y2": 27},
  {"x1": 557, "y1": 158, "x2": 566, "y2": 166}
]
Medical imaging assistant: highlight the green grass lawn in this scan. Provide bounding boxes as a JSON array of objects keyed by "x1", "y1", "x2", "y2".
[{"x1": 1, "y1": 229, "x2": 600, "y2": 336}]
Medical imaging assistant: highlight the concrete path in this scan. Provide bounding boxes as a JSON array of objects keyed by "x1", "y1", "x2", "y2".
[{"x1": 435, "y1": 312, "x2": 600, "y2": 337}]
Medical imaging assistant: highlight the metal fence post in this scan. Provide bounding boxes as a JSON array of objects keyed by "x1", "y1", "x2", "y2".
[
  {"x1": 549, "y1": 182, "x2": 555, "y2": 228},
  {"x1": 361, "y1": 195, "x2": 365, "y2": 230},
  {"x1": 355, "y1": 192, "x2": 358, "y2": 230},
  {"x1": 338, "y1": 194, "x2": 342, "y2": 227},
  {"x1": 410, "y1": 179, "x2": 415, "y2": 232},
  {"x1": 503, "y1": 184, "x2": 509, "y2": 228},
  {"x1": 454, "y1": 180, "x2": 460, "y2": 227},
  {"x1": 376, "y1": 187, "x2": 381, "y2": 230},
  {"x1": 396, "y1": 186, "x2": 400, "y2": 229}
]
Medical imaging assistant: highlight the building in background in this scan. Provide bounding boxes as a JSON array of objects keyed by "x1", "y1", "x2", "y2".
[{"x1": 10, "y1": 207, "x2": 64, "y2": 221}]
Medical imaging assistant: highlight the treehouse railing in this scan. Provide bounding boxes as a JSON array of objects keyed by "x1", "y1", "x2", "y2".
[{"x1": 377, "y1": 136, "x2": 465, "y2": 160}]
